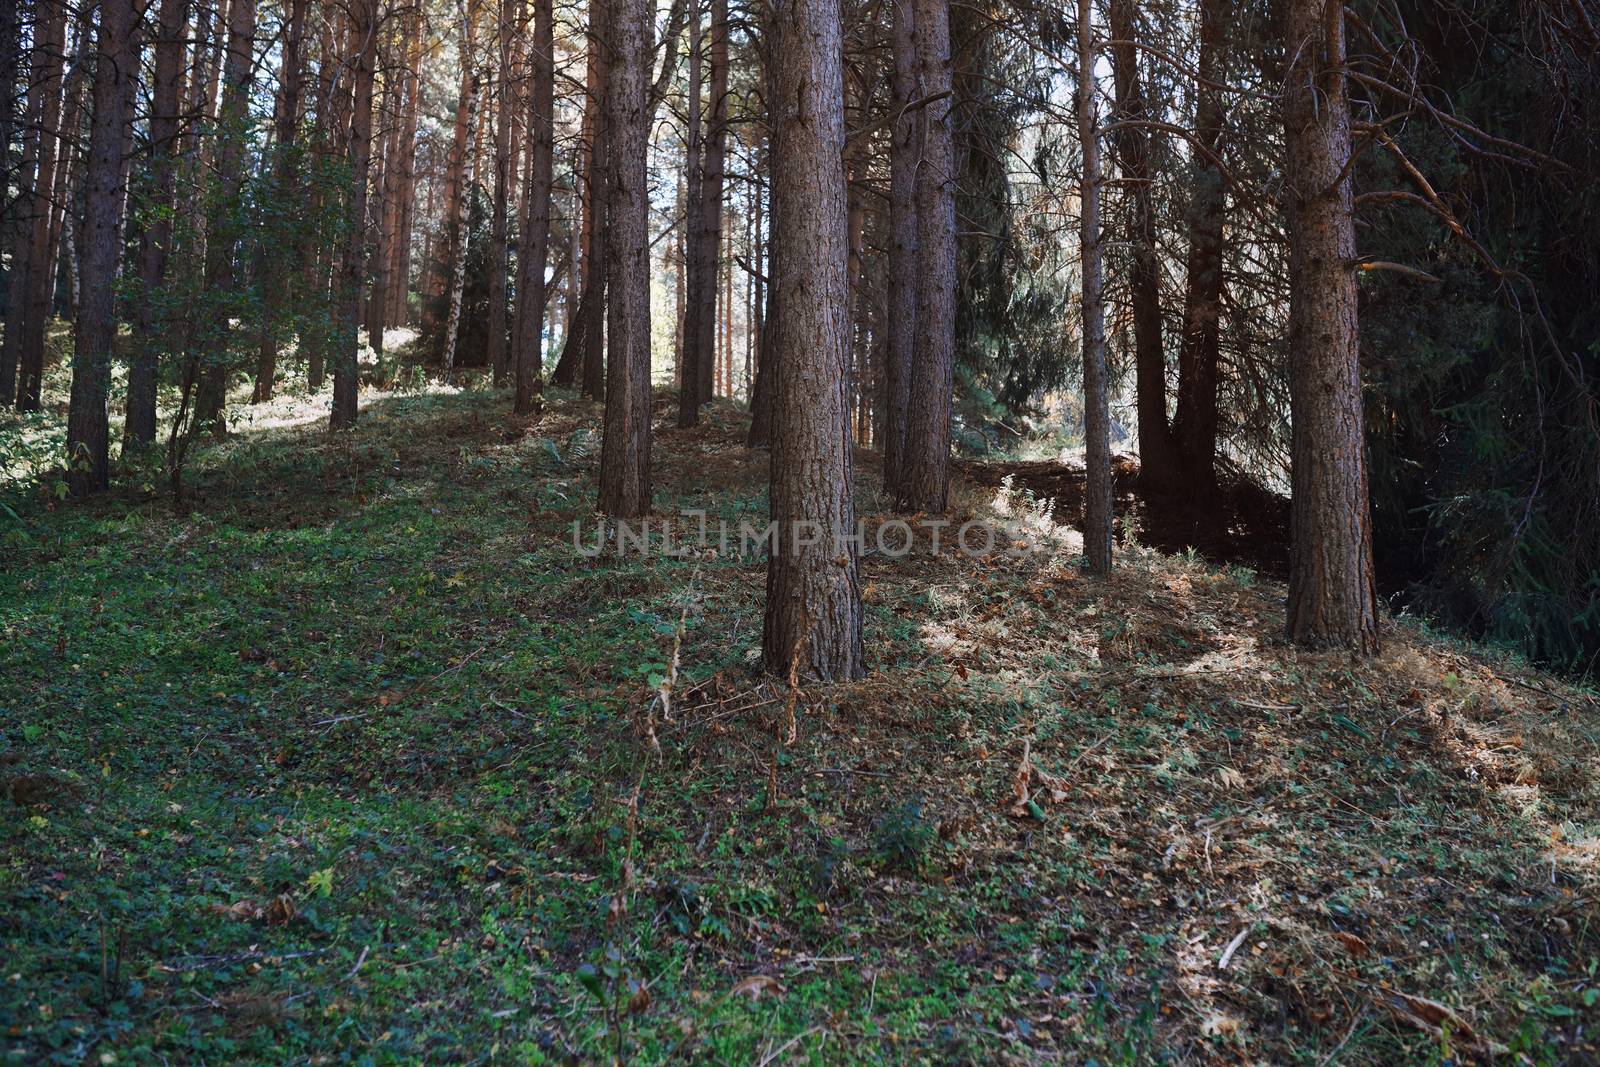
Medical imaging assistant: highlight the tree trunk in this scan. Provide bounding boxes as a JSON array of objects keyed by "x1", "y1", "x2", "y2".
[
  {"x1": 1077, "y1": 0, "x2": 1113, "y2": 574},
  {"x1": 440, "y1": 66, "x2": 481, "y2": 375},
  {"x1": 301, "y1": 11, "x2": 338, "y2": 392},
  {"x1": 512, "y1": 0, "x2": 554, "y2": 414},
  {"x1": 65, "y1": 0, "x2": 134, "y2": 494},
  {"x1": 881, "y1": 0, "x2": 918, "y2": 491},
  {"x1": 761, "y1": 0, "x2": 864, "y2": 682},
  {"x1": 896, "y1": 0, "x2": 956, "y2": 514},
  {"x1": 485, "y1": 0, "x2": 515, "y2": 385},
  {"x1": 389, "y1": 27, "x2": 422, "y2": 327},
  {"x1": 193, "y1": 0, "x2": 256, "y2": 436},
  {"x1": 676, "y1": 0, "x2": 704, "y2": 424},
  {"x1": 251, "y1": 0, "x2": 306, "y2": 404},
  {"x1": 578, "y1": 0, "x2": 612, "y2": 401},
  {"x1": 1109, "y1": 0, "x2": 1177, "y2": 490},
  {"x1": 597, "y1": 0, "x2": 651, "y2": 517},
  {"x1": 1172, "y1": 0, "x2": 1226, "y2": 493},
  {"x1": 550, "y1": 44, "x2": 602, "y2": 390},
  {"x1": 745, "y1": 94, "x2": 775, "y2": 449},
  {"x1": 12, "y1": 0, "x2": 67, "y2": 411},
  {"x1": 2, "y1": 0, "x2": 59, "y2": 407},
  {"x1": 332, "y1": 0, "x2": 377, "y2": 429},
  {"x1": 678, "y1": 0, "x2": 727, "y2": 424},
  {"x1": 0, "y1": 0, "x2": 18, "y2": 353},
  {"x1": 1282, "y1": 0, "x2": 1379, "y2": 653},
  {"x1": 125, "y1": 0, "x2": 188, "y2": 447}
]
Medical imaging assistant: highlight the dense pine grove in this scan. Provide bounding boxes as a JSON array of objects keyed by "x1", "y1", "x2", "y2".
[{"x1": 2, "y1": 0, "x2": 1599, "y2": 1061}]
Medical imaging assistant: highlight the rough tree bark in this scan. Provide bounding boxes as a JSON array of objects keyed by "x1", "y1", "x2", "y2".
[
  {"x1": 896, "y1": 0, "x2": 955, "y2": 514},
  {"x1": 596, "y1": 0, "x2": 651, "y2": 517},
  {"x1": 65, "y1": 0, "x2": 135, "y2": 494},
  {"x1": 1172, "y1": 0, "x2": 1226, "y2": 492},
  {"x1": 1077, "y1": 0, "x2": 1113, "y2": 574},
  {"x1": 1282, "y1": 0, "x2": 1379, "y2": 653},
  {"x1": 761, "y1": 0, "x2": 864, "y2": 681},
  {"x1": 511, "y1": 0, "x2": 554, "y2": 414},
  {"x1": 332, "y1": 0, "x2": 378, "y2": 429},
  {"x1": 1109, "y1": 0, "x2": 1177, "y2": 489},
  {"x1": 881, "y1": 0, "x2": 918, "y2": 491}
]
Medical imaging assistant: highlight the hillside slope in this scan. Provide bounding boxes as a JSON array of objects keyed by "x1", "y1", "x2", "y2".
[{"x1": 3, "y1": 388, "x2": 1598, "y2": 1064}]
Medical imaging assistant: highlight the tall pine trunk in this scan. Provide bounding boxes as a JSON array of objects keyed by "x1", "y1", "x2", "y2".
[
  {"x1": 597, "y1": 0, "x2": 651, "y2": 517},
  {"x1": 1172, "y1": 0, "x2": 1226, "y2": 492},
  {"x1": 550, "y1": 41, "x2": 602, "y2": 390},
  {"x1": 1109, "y1": 0, "x2": 1177, "y2": 489},
  {"x1": 12, "y1": 0, "x2": 66, "y2": 411},
  {"x1": 578, "y1": 0, "x2": 612, "y2": 401},
  {"x1": 388, "y1": 26, "x2": 422, "y2": 327},
  {"x1": 193, "y1": 0, "x2": 255, "y2": 436},
  {"x1": 485, "y1": 0, "x2": 515, "y2": 385},
  {"x1": 679, "y1": 0, "x2": 727, "y2": 424},
  {"x1": 512, "y1": 0, "x2": 554, "y2": 414},
  {"x1": 126, "y1": 0, "x2": 188, "y2": 447},
  {"x1": 0, "y1": 0, "x2": 52, "y2": 407},
  {"x1": 1282, "y1": 0, "x2": 1379, "y2": 652},
  {"x1": 251, "y1": 0, "x2": 306, "y2": 404},
  {"x1": 761, "y1": 0, "x2": 863, "y2": 681},
  {"x1": 676, "y1": 0, "x2": 704, "y2": 423},
  {"x1": 896, "y1": 0, "x2": 955, "y2": 514},
  {"x1": 1077, "y1": 0, "x2": 1113, "y2": 574},
  {"x1": 332, "y1": 0, "x2": 378, "y2": 428},
  {"x1": 881, "y1": 0, "x2": 918, "y2": 491},
  {"x1": 65, "y1": 0, "x2": 135, "y2": 494}
]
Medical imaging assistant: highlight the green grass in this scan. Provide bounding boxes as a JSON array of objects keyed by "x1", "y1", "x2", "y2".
[{"x1": 4, "y1": 385, "x2": 1599, "y2": 1064}]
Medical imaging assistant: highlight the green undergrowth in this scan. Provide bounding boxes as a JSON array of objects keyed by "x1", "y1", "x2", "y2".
[{"x1": 4, "y1": 388, "x2": 1599, "y2": 1064}]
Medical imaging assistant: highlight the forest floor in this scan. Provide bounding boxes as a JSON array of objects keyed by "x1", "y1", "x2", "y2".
[{"x1": 4, "y1": 381, "x2": 1600, "y2": 1065}]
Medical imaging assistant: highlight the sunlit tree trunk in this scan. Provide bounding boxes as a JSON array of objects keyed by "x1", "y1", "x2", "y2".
[
  {"x1": 761, "y1": 0, "x2": 864, "y2": 681},
  {"x1": 65, "y1": 0, "x2": 135, "y2": 494},
  {"x1": 388, "y1": 26, "x2": 422, "y2": 327},
  {"x1": 597, "y1": 0, "x2": 651, "y2": 517},
  {"x1": 1077, "y1": 0, "x2": 1113, "y2": 574},
  {"x1": 896, "y1": 0, "x2": 955, "y2": 513},
  {"x1": 1282, "y1": 0, "x2": 1379, "y2": 652}
]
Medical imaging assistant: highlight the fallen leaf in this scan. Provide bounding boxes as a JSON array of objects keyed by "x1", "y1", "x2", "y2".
[
  {"x1": 1332, "y1": 931, "x2": 1369, "y2": 958},
  {"x1": 729, "y1": 974, "x2": 784, "y2": 1000}
]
